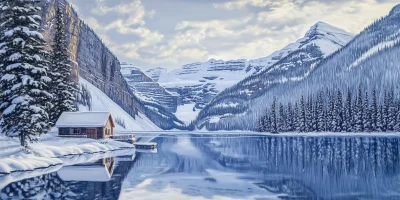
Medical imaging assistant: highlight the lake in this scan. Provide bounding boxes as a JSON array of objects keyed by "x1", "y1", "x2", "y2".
[{"x1": 1, "y1": 134, "x2": 400, "y2": 200}]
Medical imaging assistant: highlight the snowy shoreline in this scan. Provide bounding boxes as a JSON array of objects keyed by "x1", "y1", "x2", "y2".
[
  {"x1": 128, "y1": 130, "x2": 400, "y2": 137},
  {"x1": 0, "y1": 135, "x2": 134, "y2": 175}
]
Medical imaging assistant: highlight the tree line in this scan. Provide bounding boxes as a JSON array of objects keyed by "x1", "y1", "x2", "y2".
[
  {"x1": 0, "y1": 1, "x2": 77, "y2": 147},
  {"x1": 258, "y1": 87, "x2": 400, "y2": 133}
]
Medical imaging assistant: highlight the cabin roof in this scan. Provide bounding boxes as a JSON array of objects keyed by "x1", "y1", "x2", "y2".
[{"x1": 56, "y1": 111, "x2": 115, "y2": 128}]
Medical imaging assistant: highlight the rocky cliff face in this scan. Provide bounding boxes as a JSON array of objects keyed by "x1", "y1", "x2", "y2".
[
  {"x1": 40, "y1": 0, "x2": 140, "y2": 118},
  {"x1": 39, "y1": 0, "x2": 183, "y2": 129},
  {"x1": 121, "y1": 63, "x2": 178, "y2": 113}
]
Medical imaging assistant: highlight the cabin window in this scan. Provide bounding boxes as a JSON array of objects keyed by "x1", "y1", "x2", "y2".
[
  {"x1": 108, "y1": 129, "x2": 111, "y2": 135},
  {"x1": 70, "y1": 128, "x2": 80, "y2": 135}
]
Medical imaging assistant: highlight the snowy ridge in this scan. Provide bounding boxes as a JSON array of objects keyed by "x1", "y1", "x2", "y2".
[
  {"x1": 152, "y1": 22, "x2": 353, "y2": 124},
  {"x1": 348, "y1": 32, "x2": 400, "y2": 69}
]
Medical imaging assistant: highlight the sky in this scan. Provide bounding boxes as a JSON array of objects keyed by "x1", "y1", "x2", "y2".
[{"x1": 68, "y1": 0, "x2": 399, "y2": 71}]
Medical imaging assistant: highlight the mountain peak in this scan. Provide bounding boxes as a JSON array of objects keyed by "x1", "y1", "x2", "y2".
[{"x1": 305, "y1": 21, "x2": 351, "y2": 38}]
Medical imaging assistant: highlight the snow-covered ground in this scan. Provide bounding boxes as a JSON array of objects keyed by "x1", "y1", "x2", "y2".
[
  {"x1": 79, "y1": 77, "x2": 160, "y2": 131},
  {"x1": 175, "y1": 103, "x2": 199, "y2": 124},
  {"x1": 0, "y1": 135, "x2": 134, "y2": 175}
]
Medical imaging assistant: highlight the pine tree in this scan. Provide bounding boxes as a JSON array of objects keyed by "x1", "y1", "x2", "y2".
[
  {"x1": 278, "y1": 103, "x2": 286, "y2": 132},
  {"x1": 382, "y1": 90, "x2": 389, "y2": 131},
  {"x1": 299, "y1": 96, "x2": 306, "y2": 132},
  {"x1": 259, "y1": 107, "x2": 269, "y2": 132},
  {"x1": 335, "y1": 90, "x2": 344, "y2": 132},
  {"x1": 327, "y1": 91, "x2": 335, "y2": 132},
  {"x1": 344, "y1": 89, "x2": 353, "y2": 132},
  {"x1": 306, "y1": 95, "x2": 313, "y2": 132},
  {"x1": 0, "y1": 0, "x2": 52, "y2": 147},
  {"x1": 354, "y1": 87, "x2": 364, "y2": 132},
  {"x1": 387, "y1": 88, "x2": 396, "y2": 131},
  {"x1": 377, "y1": 105, "x2": 384, "y2": 132},
  {"x1": 271, "y1": 97, "x2": 277, "y2": 133},
  {"x1": 316, "y1": 91, "x2": 324, "y2": 132},
  {"x1": 286, "y1": 102, "x2": 294, "y2": 132},
  {"x1": 371, "y1": 88, "x2": 378, "y2": 131},
  {"x1": 293, "y1": 102, "x2": 299, "y2": 132},
  {"x1": 394, "y1": 102, "x2": 400, "y2": 132},
  {"x1": 49, "y1": 7, "x2": 77, "y2": 123},
  {"x1": 257, "y1": 117, "x2": 265, "y2": 132},
  {"x1": 363, "y1": 92, "x2": 372, "y2": 132},
  {"x1": 265, "y1": 115, "x2": 272, "y2": 133}
]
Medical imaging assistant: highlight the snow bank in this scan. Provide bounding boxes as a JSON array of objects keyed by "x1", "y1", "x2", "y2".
[
  {"x1": 0, "y1": 135, "x2": 134, "y2": 175},
  {"x1": 78, "y1": 77, "x2": 160, "y2": 131},
  {"x1": 31, "y1": 135, "x2": 133, "y2": 158}
]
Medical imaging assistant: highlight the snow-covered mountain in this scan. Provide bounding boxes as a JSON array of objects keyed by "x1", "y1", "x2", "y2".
[
  {"x1": 145, "y1": 67, "x2": 168, "y2": 82},
  {"x1": 121, "y1": 63, "x2": 177, "y2": 113},
  {"x1": 195, "y1": 4, "x2": 400, "y2": 131},
  {"x1": 151, "y1": 22, "x2": 353, "y2": 124},
  {"x1": 120, "y1": 63, "x2": 186, "y2": 129}
]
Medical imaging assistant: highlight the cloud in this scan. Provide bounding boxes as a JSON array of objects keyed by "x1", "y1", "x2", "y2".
[
  {"x1": 213, "y1": 0, "x2": 271, "y2": 10},
  {"x1": 69, "y1": 0, "x2": 399, "y2": 70},
  {"x1": 256, "y1": 0, "x2": 397, "y2": 34}
]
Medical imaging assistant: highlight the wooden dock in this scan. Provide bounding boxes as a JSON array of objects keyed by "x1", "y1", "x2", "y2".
[
  {"x1": 110, "y1": 135, "x2": 136, "y2": 144},
  {"x1": 134, "y1": 142, "x2": 157, "y2": 150}
]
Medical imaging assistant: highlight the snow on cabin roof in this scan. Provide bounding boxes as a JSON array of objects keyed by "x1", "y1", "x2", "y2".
[
  {"x1": 56, "y1": 111, "x2": 114, "y2": 128},
  {"x1": 57, "y1": 165, "x2": 112, "y2": 182}
]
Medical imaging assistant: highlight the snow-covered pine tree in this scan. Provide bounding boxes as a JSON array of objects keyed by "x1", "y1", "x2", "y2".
[
  {"x1": 258, "y1": 107, "x2": 269, "y2": 132},
  {"x1": 286, "y1": 102, "x2": 294, "y2": 132},
  {"x1": 49, "y1": 7, "x2": 77, "y2": 123},
  {"x1": 382, "y1": 90, "x2": 389, "y2": 131},
  {"x1": 344, "y1": 89, "x2": 353, "y2": 132},
  {"x1": 294, "y1": 102, "x2": 299, "y2": 132},
  {"x1": 278, "y1": 103, "x2": 286, "y2": 132},
  {"x1": 363, "y1": 92, "x2": 372, "y2": 132},
  {"x1": 354, "y1": 87, "x2": 364, "y2": 132},
  {"x1": 257, "y1": 117, "x2": 264, "y2": 132},
  {"x1": 377, "y1": 105, "x2": 385, "y2": 132},
  {"x1": 271, "y1": 97, "x2": 278, "y2": 133},
  {"x1": 316, "y1": 90, "x2": 324, "y2": 132},
  {"x1": 327, "y1": 91, "x2": 335, "y2": 132},
  {"x1": 371, "y1": 88, "x2": 378, "y2": 131},
  {"x1": 299, "y1": 96, "x2": 306, "y2": 132},
  {"x1": 387, "y1": 88, "x2": 396, "y2": 131},
  {"x1": 306, "y1": 95, "x2": 313, "y2": 132},
  {"x1": 0, "y1": 0, "x2": 52, "y2": 147},
  {"x1": 335, "y1": 90, "x2": 344, "y2": 132},
  {"x1": 394, "y1": 102, "x2": 400, "y2": 132},
  {"x1": 265, "y1": 115, "x2": 272, "y2": 133}
]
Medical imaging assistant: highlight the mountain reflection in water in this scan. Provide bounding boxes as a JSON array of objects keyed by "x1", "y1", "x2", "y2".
[{"x1": 1, "y1": 134, "x2": 400, "y2": 200}]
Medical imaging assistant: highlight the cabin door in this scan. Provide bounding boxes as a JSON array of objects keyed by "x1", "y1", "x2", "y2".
[{"x1": 87, "y1": 128, "x2": 98, "y2": 139}]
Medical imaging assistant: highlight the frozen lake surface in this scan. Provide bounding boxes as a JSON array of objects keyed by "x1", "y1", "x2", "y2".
[{"x1": 1, "y1": 133, "x2": 400, "y2": 199}]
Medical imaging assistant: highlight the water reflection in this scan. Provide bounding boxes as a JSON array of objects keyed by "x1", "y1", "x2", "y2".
[
  {"x1": 1, "y1": 135, "x2": 400, "y2": 200},
  {"x1": 0, "y1": 156, "x2": 135, "y2": 200}
]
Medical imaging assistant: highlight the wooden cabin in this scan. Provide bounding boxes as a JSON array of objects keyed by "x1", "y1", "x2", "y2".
[{"x1": 55, "y1": 111, "x2": 115, "y2": 139}]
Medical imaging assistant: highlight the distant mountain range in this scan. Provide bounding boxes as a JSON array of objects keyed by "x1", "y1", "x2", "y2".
[
  {"x1": 194, "y1": 4, "x2": 400, "y2": 131},
  {"x1": 145, "y1": 21, "x2": 353, "y2": 124}
]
